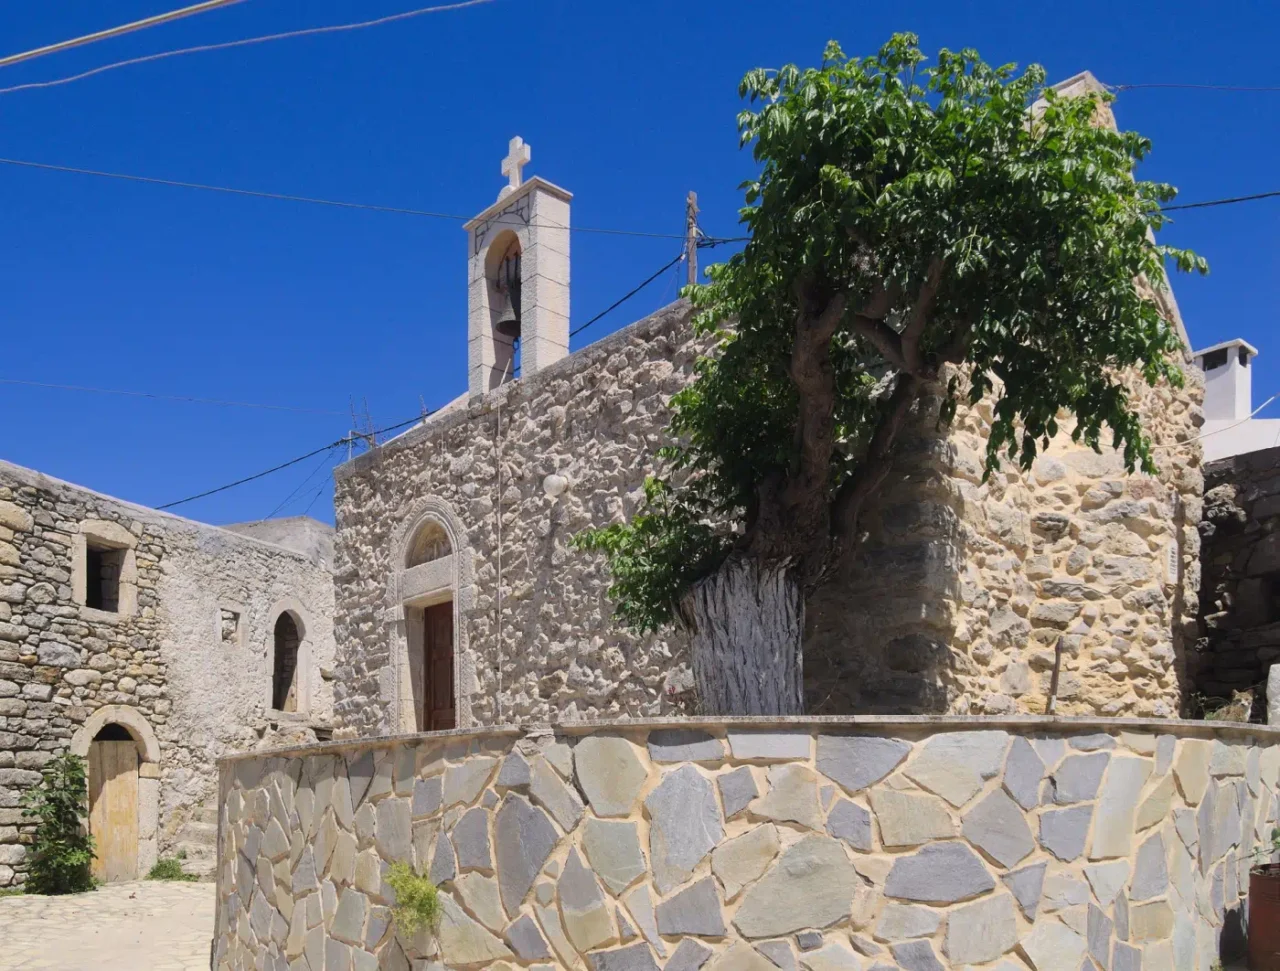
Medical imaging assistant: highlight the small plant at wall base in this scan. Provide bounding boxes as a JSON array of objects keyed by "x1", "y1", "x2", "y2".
[
  {"x1": 574, "y1": 34, "x2": 1207, "y2": 715},
  {"x1": 385, "y1": 862, "x2": 441, "y2": 937},
  {"x1": 20, "y1": 753, "x2": 96, "y2": 895},
  {"x1": 147, "y1": 852, "x2": 198, "y2": 882}
]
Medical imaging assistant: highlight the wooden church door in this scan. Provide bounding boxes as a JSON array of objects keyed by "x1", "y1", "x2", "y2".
[
  {"x1": 423, "y1": 602, "x2": 455, "y2": 731},
  {"x1": 88, "y1": 735, "x2": 139, "y2": 883}
]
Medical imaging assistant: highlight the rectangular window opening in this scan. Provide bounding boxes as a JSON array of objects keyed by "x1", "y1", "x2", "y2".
[
  {"x1": 85, "y1": 544, "x2": 125, "y2": 612},
  {"x1": 1201, "y1": 348, "x2": 1228, "y2": 371}
]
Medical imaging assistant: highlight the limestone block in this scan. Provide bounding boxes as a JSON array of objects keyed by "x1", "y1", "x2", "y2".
[
  {"x1": 1128, "y1": 900, "x2": 1173, "y2": 941},
  {"x1": 1018, "y1": 920, "x2": 1086, "y2": 971},
  {"x1": 621, "y1": 884, "x2": 665, "y2": 958},
  {"x1": 944, "y1": 892, "x2": 1018, "y2": 965},
  {"x1": 452, "y1": 807, "x2": 492, "y2": 872},
  {"x1": 534, "y1": 901, "x2": 577, "y2": 967},
  {"x1": 558, "y1": 848, "x2": 615, "y2": 953},
  {"x1": 816, "y1": 735, "x2": 910, "y2": 793},
  {"x1": 505, "y1": 913, "x2": 552, "y2": 961},
  {"x1": 1130, "y1": 833, "x2": 1169, "y2": 901},
  {"x1": 0, "y1": 502, "x2": 32, "y2": 532},
  {"x1": 530, "y1": 756, "x2": 585, "y2": 831},
  {"x1": 962, "y1": 788, "x2": 1034, "y2": 867},
  {"x1": 655, "y1": 877, "x2": 725, "y2": 937},
  {"x1": 751, "y1": 763, "x2": 823, "y2": 830},
  {"x1": 496, "y1": 752, "x2": 532, "y2": 789},
  {"x1": 1135, "y1": 772, "x2": 1176, "y2": 832},
  {"x1": 889, "y1": 939, "x2": 945, "y2": 971},
  {"x1": 646, "y1": 764, "x2": 723, "y2": 894},
  {"x1": 588, "y1": 941, "x2": 662, "y2": 971},
  {"x1": 1087, "y1": 903, "x2": 1113, "y2": 969},
  {"x1": 494, "y1": 794, "x2": 558, "y2": 914},
  {"x1": 375, "y1": 797, "x2": 412, "y2": 862},
  {"x1": 331, "y1": 889, "x2": 368, "y2": 945},
  {"x1": 647, "y1": 729, "x2": 725, "y2": 763},
  {"x1": 1050, "y1": 753, "x2": 1110, "y2": 804},
  {"x1": 1003, "y1": 736, "x2": 1046, "y2": 811},
  {"x1": 708, "y1": 943, "x2": 779, "y2": 971},
  {"x1": 429, "y1": 831, "x2": 456, "y2": 885},
  {"x1": 443, "y1": 757, "x2": 497, "y2": 808},
  {"x1": 412, "y1": 776, "x2": 442, "y2": 817},
  {"x1": 733, "y1": 835, "x2": 859, "y2": 937},
  {"x1": 711, "y1": 824, "x2": 780, "y2": 900},
  {"x1": 1090, "y1": 758, "x2": 1154, "y2": 859},
  {"x1": 902, "y1": 731, "x2": 1009, "y2": 807},
  {"x1": 868, "y1": 787, "x2": 954, "y2": 847},
  {"x1": 727, "y1": 730, "x2": 811, "y2": 761},
  {"x1": 437, "y1": 893, "x2": 513, "y2": 965},
  {"x1": 797, "y1": 942, "x2": 861, "y2": 971},
  {"x1": 576, "y1": 736, "x2": 649, "y2": 818},
  {"x1": 757, "y1": 940, "x2": 798, "y2": 971},
  {"x1": 1040, "y1": 806, "x2": 1093, "y2": 861},
  {"x1": 1084, "y1": 860, "x2": 1130, "y2": 906},
  {"x1": 582, "y1": 818, "x2": 646, "y2": 895},
  {"x1": 454, "y1": 872, "x2": 506, "y2": 932},
  {"x1": 874, "y1": 902, "x2": 941, "y2": 941},
  {"x1": 1174, "y1": 741, "x2": 1212, "y2": 806},
  {"x1": 1002, "y1": 861, "x2": 1047, "y2": 920},
  {"x1": 826, "y1": 798, "x2": 873, "y2": 851},
  {"x1": 883, "y1": 841, "x2": 995, "y2": 904},
  {"x1": 718, "y1": 766, "x2": 758, "y2": 819}
]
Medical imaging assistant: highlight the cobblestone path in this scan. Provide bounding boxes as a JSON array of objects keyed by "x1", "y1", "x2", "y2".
[{"x1": 0, "y1": 881, "x2": 213, "y2": 970}]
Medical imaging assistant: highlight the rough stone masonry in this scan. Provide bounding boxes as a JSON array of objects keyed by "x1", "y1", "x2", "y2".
[{"x1": 0, "y1": 460, "x2": 335, "y2": 887}]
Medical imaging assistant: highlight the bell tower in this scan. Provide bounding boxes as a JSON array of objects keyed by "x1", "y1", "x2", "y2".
[{"x1": 464, "y1": 136, "x2": 572, "y2": 398}]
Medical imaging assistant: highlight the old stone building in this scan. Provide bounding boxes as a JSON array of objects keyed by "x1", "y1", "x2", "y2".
[
  {"x1": 0, "y1": 461, "x2": 336, "y2": 886},
  {"x1": 330, "y1": 94, "x2": 1205, "y2": 739}
]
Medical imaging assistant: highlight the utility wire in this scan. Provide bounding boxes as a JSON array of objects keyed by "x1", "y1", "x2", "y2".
[
  {"x1": 0, "y1": 0, "x2": 245, "y2": 70},
  {"x1": 157, "y1": 413, "x2": 422, "y2": 510},
  {"x1": 1161, "y1": 190, "x2": 1280, "y2": 212},
  {"x1": 261, "y1": 450, "x2": 339, "y2": 519},
  {"x1": 1108, "y1": 82, "x2": 1280, "y2": 93},
  {"x1": 570, "y1": 251, "x2": 687, "y2": 339},
  {"x1": 0, "y1": 376, "x2": 348, "y2": 415},
  {"x1": 0, "y1": 156, "x2": 690, "y2": 240},
  {"x1": 0, "y1": 0, "x2": 494, "y2": 96}
]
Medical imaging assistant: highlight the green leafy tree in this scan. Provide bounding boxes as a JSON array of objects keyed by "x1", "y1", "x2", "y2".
[
  {"x1": 21, "y1": 752, "x2": 96, "y2": 894},
  {"x1": 576, "y1": 35, "x2": 1205, "y2": 714}
]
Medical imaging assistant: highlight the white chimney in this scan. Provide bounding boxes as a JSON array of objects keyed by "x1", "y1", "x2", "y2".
[{"x1": 1194, "y1": 339, "x2": 1258, "y2": 421}]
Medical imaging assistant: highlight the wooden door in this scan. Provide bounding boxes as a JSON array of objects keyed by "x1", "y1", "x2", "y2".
[
  {"x1": 88, "y1": 740, "x2": 139, "y2": 883},
  {"x1": 423, "y1": 602, "x2": 455, "y2": 731}
]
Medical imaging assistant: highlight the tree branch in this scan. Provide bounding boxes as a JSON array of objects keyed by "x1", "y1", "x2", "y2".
[
  {"x1": 900, "y1": 257, "x2": 945, "y2": 373},
  {"x1": 831, "y1": 374, "x2": 921, "y2": 547}
]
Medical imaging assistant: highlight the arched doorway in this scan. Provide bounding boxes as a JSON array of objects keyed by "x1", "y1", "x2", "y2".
[
  {"x1": 272, "y1": 612, "x2": 301, "y2": 712},
  {"x1": 405, "y1": 520, "x2": 456, "y2": 731},
  {"x1": 87, "y1": 724, "x2": 139, "y2": 883}
]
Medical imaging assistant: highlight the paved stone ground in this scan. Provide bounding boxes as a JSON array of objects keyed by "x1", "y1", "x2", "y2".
[{"x1": 0, "y1": 881, "x2": 213, "y2": 971}]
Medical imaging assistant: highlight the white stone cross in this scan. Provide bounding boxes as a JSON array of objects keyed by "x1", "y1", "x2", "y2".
[{"x1": 500, "y1": 136, "x2": 531, "y2": 195}]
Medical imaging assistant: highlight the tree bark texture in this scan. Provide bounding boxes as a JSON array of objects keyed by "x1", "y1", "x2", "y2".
[{"x1": 679, "y1": 556, "x2": 804, "y2": 715}]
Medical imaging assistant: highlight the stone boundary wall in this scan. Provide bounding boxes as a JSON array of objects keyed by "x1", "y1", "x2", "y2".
[
  {"x1": 1196, "y1": 443, "x2": 1280, "y2": 707},
  {"x1": 0, "y1": 460, "x2": 335, "y2": 885},
  {"x1": 213, "y1": 716, "x2": 1270, "y2": 970}
]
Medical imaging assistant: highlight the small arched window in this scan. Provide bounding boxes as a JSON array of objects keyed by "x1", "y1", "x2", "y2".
[
  {"x1": 405, "y1": 520, "x2": 452, "y2": 569},
  {"x1": 272, "y1": 613, "x2": 301, "y2": 712}
]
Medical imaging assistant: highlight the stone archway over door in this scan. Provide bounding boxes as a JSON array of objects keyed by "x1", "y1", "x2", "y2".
[{"x1": 88, "y1": 725, "x2": 139, "y2": 882}]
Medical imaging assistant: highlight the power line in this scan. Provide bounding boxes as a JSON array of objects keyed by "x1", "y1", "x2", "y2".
[
  {"x1": 570, "y1": 251, "x2": 687, "y2": 339},
  {"x1": 0, "y1": 0, "x2": 245, "y2": 71},
  {"x1": 1109, "y1": 82, "x2": 1280, "y2": 93},
  {"x1": 0, "y1": 376, "x2": 348, "y2": 415},
  {"x1": 157, "y1": 413, "x2": 422, "y2": 510},
  {"x1": 1161, "y1": 190, "x2": 1280, "y2": 212},
  {"x1": 0, "y1": 0, "x2": 494, "y2": 96},
  {"x1": 0, "y1": 156, "x2": 689, "y2": 240},
  {"x1": 262, "y1": 451, "x2": 339, "y2": 519}
]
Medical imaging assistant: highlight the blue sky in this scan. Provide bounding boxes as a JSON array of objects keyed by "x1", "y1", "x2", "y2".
[{"x1": 1, "y1": 0, "x2": 1276, "y2": 526}]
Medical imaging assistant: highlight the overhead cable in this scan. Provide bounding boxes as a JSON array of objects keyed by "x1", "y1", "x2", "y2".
[
  {"x1": 0, "y1": 0, "x2": 245, "y2": 71},
  {"x1": 0, "y1": 0, "x2": 494, "y2": 95},
  {"x1": 0, "y1": 376, "x2": 348, "y2": 415},
  {"x1": 0, "y1": 156, "x2": 690, "y2": 239}
]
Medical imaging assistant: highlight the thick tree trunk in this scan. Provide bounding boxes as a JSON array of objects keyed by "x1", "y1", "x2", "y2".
[{"x1": 678, "y1": 557, "x2": 804, "y2": 715}]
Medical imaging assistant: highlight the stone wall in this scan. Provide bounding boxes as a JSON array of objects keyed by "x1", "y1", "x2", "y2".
[
  {"x1": 0, "y1": 460, "x2": 335, "y2": 886},
  {"x1": 1194, "y1": 443, "x2": 1280, "y2": 707},
  {"x1": 333, "y1": 301, "x2": 1203, "y2": 730},
  {"x1": 213, "y1": 716, "x2": 1272, "y2": 971},
  {"x1": 808, "y1": 366, "x2": 1205, "y2": 719}
]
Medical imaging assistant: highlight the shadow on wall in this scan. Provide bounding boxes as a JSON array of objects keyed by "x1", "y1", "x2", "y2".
[{"x1": 804, "y1": 395, "x2": 965, "y2": 715}]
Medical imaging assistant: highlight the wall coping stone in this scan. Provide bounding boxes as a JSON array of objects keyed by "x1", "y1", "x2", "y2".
[{"x1": 217, "y1": 713, "x2": 1275, "y2": 765}]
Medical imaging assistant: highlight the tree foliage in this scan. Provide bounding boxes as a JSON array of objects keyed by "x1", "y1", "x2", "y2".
[
  {"x1": 21, "y1": 752, "x2": 96, "y2": 894},
  {"x1": 576, "y1": 35, "x2": 1206, "y2": 632}
]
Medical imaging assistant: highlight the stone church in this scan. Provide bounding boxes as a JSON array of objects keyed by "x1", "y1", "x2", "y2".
[{"x1": 0, "y1": 74, "x2": 1210, "y2": 890}]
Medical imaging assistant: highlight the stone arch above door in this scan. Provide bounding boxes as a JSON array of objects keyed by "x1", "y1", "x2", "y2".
[
  {"x1": 385, "y1": 496, "x2": 476, "y2": 731},
  {"x1": 70, "y1": 704, "x2": 160, "y2": 880}
]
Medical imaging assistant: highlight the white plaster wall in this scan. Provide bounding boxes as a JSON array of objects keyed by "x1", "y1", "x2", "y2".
[{"x1": 1201, "y1": 418, "x2": 1280, "y2": 462}]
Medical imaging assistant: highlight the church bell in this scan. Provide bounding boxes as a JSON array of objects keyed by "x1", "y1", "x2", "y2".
[{"x1": 493, "y1": 245, "x2": 522, "y2": 343}]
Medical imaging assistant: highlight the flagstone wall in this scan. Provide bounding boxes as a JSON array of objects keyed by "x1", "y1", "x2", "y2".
[{"x1": 213, "y1": 716, "x2": 1272, "y2": 971}]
